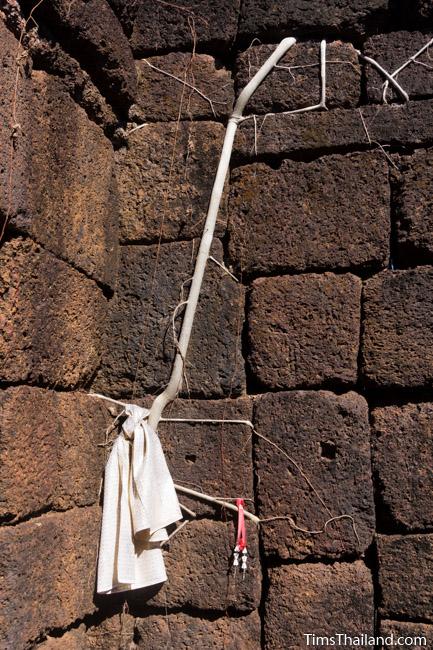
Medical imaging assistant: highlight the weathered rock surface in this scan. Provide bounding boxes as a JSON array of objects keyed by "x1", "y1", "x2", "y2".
[
  {"x1": 10, "y1": 71, "x2": 118, "y2": 287},
  {"x1": 248, "y1": 273, "x2": 361, "y2": 390},
  {"x1": 228, "y1": 153, "x2": 389, "y2": 276},
  {"x1": 117, "y1": 121, "x2": 226, "y2": 243},
  {"x1": 238, "y1": 0, "x2": 388, "y2": 39},
  {"x1": 0, "y1": 387, "x2": 108, "y2": 522},
  {"x1": 0, "y1": 238, "x2": 106, "y2": 388},
  {"x1": 158, "y1": 397, "x2": 254, "y2": 516},
  {"x1": 32, "y1": 0, "x2": 137, "y2": 111},
  {"x1": 130, "y1": 53, "x2": 233, "y2": 122},
  {"x1": 371, "y1": 402, "x2": 433, "y2": 532},
  {"x1": 0, "y1": 507, "x2": 100, "y2": 649},
  {"x1": 361, "y1": 268, "x2": 433, "y2": 389},
  {"x1": 129, "y1": 0, "x2": 240, "y2": 55},
  {"x1": 234, "y1": 100, "x2": 433, "y2": 159},
  {"x1": 395, "y1": 149, "x2": 433, "y2": 266},
  {"x1": 377, "y1": 534, "x2": 433, "y2": 621},
  {"x1": 147, "y1": 519, "x2": 261, "y2": 611},
  {"x1": 236, "y1": 41, "x2": 360, "y2": 114},
  {"x1": 264, "y1": 561, "x2": 374, "y2": 649},
  {"x1": 94, "y1": 240, "x2": 245, "y2": 398},
  {"x1": 135, "y1": 611, "x2": 261, "y2": 649},
  {"x1": 365, "y1": 32, "x2": 433, "y2": 103},
  {"x1": 254, "y1": 390, "x2": 375, "y2": 559},
  {"x1": 379, "y1": 620, "x2": 433, "y2": 647}
]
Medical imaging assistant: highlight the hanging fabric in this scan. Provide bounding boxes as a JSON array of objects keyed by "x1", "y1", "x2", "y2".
[{"x1": 97, "y1": 404, "x2": 182, "y2": 594}]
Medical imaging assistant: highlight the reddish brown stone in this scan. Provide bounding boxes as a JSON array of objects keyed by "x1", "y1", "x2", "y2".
[
  {"x1": 366, "y1": 32, "x2": 433, "y2": 103},
  {"x1": 228, "y1": 153, "x2": 389, "y2": 276},
  {"x1": 264, "y1": 561, "x2": 374, "y2": 649},
  {"x1": 158, "y1": 398, "x2": 253, "y2": 516},
  {"x1": 395, "y1": 149, "x2": 433, "y2": 265},
  {"x1": 378, "y1": 534, "x2": 433, "y2": 621},
  {"x1": 8, "y1": 71, "x2": 118, "y2": 287},
  {"x1": 0, "y1": 238, "x2": 106, "y2": 388},
  {"x1": 254, "y1": 390, "x2": 374, "y2": 560},
  {"x1": 361, "y1": 268, "x2": 433, "y2": 389},
  {"x1": 94, "y1": 239, "x2": 245, "y2": 398},
  {"x1": 117, "y1": 121, "x2": 226, "y2": 244},
  {"x1": 129, "y1": 1, "x2": 240, "y2": 55},
  {"x1": 234, "y1": 100, "x2": 433, "y2": 159},
  {"x1": 371, "y1": 403, "x2": 433, "y2": 532},
  {"x1": 0, "y1": 507, "x2": 100, "y2": 648},
  {"x1": 148, "y1": 519, "x2": 261, "y2": 611},
  {"x1": 31, "y1": 0, "x2": 137, "y2": 111},
  {"x1": 236, "y1": 41, "x2": 360, "y2": 115},
  {"x1": 248, "y1": 273, "x2": 361, "y2": 390},
  {"x1": 87, "y1": 614, "x2": 135, "y2": 650},
  {"x1": 39, "y1": 628, "x2": 88, "y2": 649},
  {"x1": 0, "y1": 387, "x2": 109, "y2": 522},
  {"x1": 379, "y1": 621, "x2": 433, "y2": 647},
  {"x1": 130, "y1": 53, "x2": 233, "y2": 122},
  {"x1": 135, "y1": 611, "x2": 261, "y2": 649}
]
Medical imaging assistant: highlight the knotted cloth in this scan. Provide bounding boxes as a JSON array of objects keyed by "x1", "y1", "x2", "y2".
[{"x1": 97, "y1": 404, "x2": 182, "y2": 594}]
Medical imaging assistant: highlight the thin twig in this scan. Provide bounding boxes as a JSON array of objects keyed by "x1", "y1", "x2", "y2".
[
  {"x1": 209, "y1": 256, "x2": 239, "y2": 282},
  {"x1": 174, "y1": 483, "x2": 260, "y2": 524},
  {"x1": 382, "y1": 36, "x2": 433, "y2": 102},
  {"x1": 356, "y1": 50, "x2": 409, "y2": 102}
]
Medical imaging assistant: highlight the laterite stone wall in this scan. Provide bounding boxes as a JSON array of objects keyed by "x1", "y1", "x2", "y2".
[{"x1": 1, "y1": 1, "x2": 432, "y2": 647}]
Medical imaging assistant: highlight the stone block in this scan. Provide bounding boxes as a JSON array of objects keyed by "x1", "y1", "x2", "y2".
[
  {"x1": 0, "y1": 387, "x2": 109, "y2": 522},
  {"x1": 248, "y1": 273, "x2": 361, "y2": 390},
  {"x1": 0, "y1": 507, "x2": 99, "y2": 648},
  {"x1": 379, "y1": 621, "x2": 433, "y2": 648},
  {"x1": 254, "y1": 390, "x2": 375, "y2": 559},
  {"x1": 264, "y1": 561, "x2": 374, "y2": 649},
  {"x1": 148, "y1": 519, "x2": 261, "y2": 612},
  {"x1": 361, "y1": 268, "x2": 433, "y2": 389},
  {"x1": 0, "y1": 238, "x2": 106, "y2": 388},
  {"x1": 117, "y1": 121, "x2": 226, "y2": 243},
  {"x1": 371, "y1": 402, "x2": 433, "y2": 532},
  {"x1": 135, "y1": 611, "x2": 261, "y2": 649},
  {"x1": 130, "y1": 53, "x2": 233, "y2": 122},
  {"x1": 129, "y1": 1, "x2": 240, "y2": 55},
  {"x1": 365, "y1": 32, "x2": 433, "y2": 103},
  {"x1": 236, "y1": 41, "x2": 360, "y2": 114},
  {"x1": 158, "y1": 397, "x2": 253, "y2": 516},
  {"x1": 94, "y1": 239, "x2": 245, "y2": 398},
  {"x1": 395, "y1": 148, "x2": 433, "y2": 265},
  {"x1": 8, "y1": 71, "x2": 118, "y2": 287},
  {"x1": 228, "y1": 153, "x2": 389, "y2": 276},
  {"x1": 238, "y1": 0, "x2": 388, "y2": 39},
  {"x1": 378, "y1": 534, "x2": 433, "y2": 621}
]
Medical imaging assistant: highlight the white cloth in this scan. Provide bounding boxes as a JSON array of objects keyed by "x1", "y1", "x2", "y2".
[{"x1": 97, "y1": 404, "x2": 182, "y2": 594}]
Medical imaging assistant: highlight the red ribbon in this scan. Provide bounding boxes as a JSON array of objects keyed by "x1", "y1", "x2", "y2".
[{"x1": 235, "y1": 498, "x2": 247, "y2": 551}]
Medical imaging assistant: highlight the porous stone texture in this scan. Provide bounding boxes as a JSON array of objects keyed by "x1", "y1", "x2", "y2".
[
  {"x1": 377, "y1": 534, "x2": 433, "y2": 621},
  {"x1": 238, "y1": 0, "x2": 388, "y2": 39},
  {"x1": 361, "y1": 268, "x2": 433, "y2": 389},
  {"x1": 236, "y1": 41, "x2": 360, "y2": 114},
  {"x1": 117, "y1": 121, "x2": 226, "y2": 243},
  {"x1": 371, "y1": 403, "x2": 433, "y2": 532},
  {"x1": 234, "y1": 99, "x2": 433, "y2": 159},
  {"x1": 228, "y1": 153, "x2": 390, "y2": 276},
  {"x1": 0, "y1": 387, "x2": 108, "y2": 522},
  {"x1": 0, "y1": 238, "x2": 106, "y2": 388},
  {"x1": 365, "y1": 32, "x2": 433, "y2": 103},
  {"x1": 395, "y1": 149, "x2": 433, "y2": 265},
  {"x1": 129, "y1": 0, "x2": 240, "y2": 55},
  {"x1": 32, "y1": 0, "x2": 137, "y2": 111},
  {"x1": 0, "y1": 507, "x2": 100, "y2": 649},
  {"x1": 254, "y1": 391, "x2": 375, "y2": 560},
  {"x1": 264, "y1": 561, "x2": 374, "y2": 649},
  {"x1": 134, "y1": 611, "x2": 261, "y2": 649},
  {"x1": 248, "y1": 273, "x2": 361, "y2": 390},
  {"x1": 147, "y1": 520, "x2": 261, "y2": 611},
  {"x1": 379, "y1": 621, "x2": 433, "y2": 647},
  {"x1": 94, "y1": 239, "x2": 245, "y2": 398},
  {"x1": 158, "y1": 397, "x2": 254, "y2": 516},
  {"x1": 130, "y1": 53, "x2": 233, "y2": 122},
  {"x1": 9, "y1": 71, "x2": 118, "y2": 287},
  {"x1": 40, "y1": 628, "x2": 89, "y2": 649}
]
